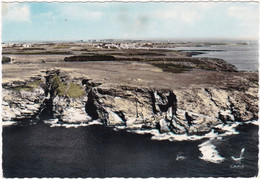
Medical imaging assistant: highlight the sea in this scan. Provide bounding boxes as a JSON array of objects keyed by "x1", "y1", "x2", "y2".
[
  {"x1": 2, "y1": 41, "x2": 259, "y2": 177},
  {"x1": 2, "y1": 122, "x2": 259, "y2": 178},
  {"x1": 173, "y1": 41, "x2": 259, "y2": 71}
]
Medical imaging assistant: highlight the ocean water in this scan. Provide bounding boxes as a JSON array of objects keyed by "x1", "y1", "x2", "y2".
[
  {"x1": 173, "y1": 41, "x2": 259, "y2": 71},
  {"x1": 2, "y1": 41, "x2": 259, "y2": 177},
  {"x1": 3, "y1": 122, "x2": 258, "y2": 177}
]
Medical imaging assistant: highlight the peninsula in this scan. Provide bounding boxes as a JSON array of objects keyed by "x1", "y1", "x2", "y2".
[{"x1": 2, "y1": 41, "x2": 258, "y2": 140}]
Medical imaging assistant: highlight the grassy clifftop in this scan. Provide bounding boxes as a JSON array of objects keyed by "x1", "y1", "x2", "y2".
[{"x1": 50, "y1": 74, "x2": 85, "y2": 98}]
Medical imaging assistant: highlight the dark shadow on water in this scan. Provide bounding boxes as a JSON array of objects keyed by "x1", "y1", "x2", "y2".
[{"x1": 2, "y1": 123, "x2": 259, "y2": 177}]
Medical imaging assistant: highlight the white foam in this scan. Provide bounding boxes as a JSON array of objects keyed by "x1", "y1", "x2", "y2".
[
  {"x1": 65, "y1": 123, "x2": 90, "y2": 128},
  {"x1": 2, "y1": 121, "x2": 17, "y2": 126},
  {"x1": 150, "y1": 131, "x2": 202, "y2": 141},
  {"x1": 137, "y1": 128, "x2": 220, "y2": 142},
  {"x1": 214, "y1": 122, "x2": 240, "y2": 136},
  {"x1": 176, "y1": 154, "x2": 187, "y2": 161},
  {"x1": 198, "y1": 140, "x2": 225, "y2": 164},
  {"x1": 49, "y1": 120, "x2": 103, "y2": 128},
  {"x1": 251, "y1": 120, "x2": 259, "y2": 126},
  {"x1": 129, "y1": 121, "x2": 242, "y2": 142},
  {"x1": 245, "y1": 120, "x2": 259, "y2": 126},
  {"x1": 122, "y1": 110, "x2": 245, "y2": 142},
  {"x1": 50, "y1": 123, "x2": 62, "y2": 128},
  {"x1": 43, "y1": 118, "x2": 59, "y2": 124},
  {"x1": 87, "y1": 120, "x2": 103, "y2": 126},
  {"x1": 151, "y1": 132, "x2": 174, "y2": 141},
  {"x1": 116, "y1": 126, "x2": 126, "y2": 130},
  {"x1": 133, "y1": 129, "x2": 158, "y2": 135},
  {"x1": 50, "y1": 123, "x2": 89, "y2": 128}
]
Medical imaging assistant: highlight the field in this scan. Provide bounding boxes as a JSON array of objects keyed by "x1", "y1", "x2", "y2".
[{"x1": 2, "y1": 41, "x2": 246, "y2": 91}]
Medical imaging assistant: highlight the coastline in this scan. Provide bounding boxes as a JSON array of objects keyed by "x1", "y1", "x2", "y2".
[{"x1": 2, "y1": 42, "x2": 258, "y2": 144}]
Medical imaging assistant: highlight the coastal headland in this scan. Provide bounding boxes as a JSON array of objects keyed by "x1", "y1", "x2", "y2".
[{"x1": 2, "y1": 41, "x2": 258, "y2": 140}]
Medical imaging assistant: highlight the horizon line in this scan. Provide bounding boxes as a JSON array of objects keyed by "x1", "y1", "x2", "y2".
[{"x1": 2, "y1": 38, "x2": 259, "y2": 43}]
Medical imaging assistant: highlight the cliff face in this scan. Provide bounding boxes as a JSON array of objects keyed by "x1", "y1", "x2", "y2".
[
  {"x1": 2, "y1": 70, "x2": 258, "y2": 137},
  {"x1": 80, "y1": 84, "x2": 257, "y2": 135},
  {"x1": 2, "y1": 78, "x2": 45, "y2": 122}
]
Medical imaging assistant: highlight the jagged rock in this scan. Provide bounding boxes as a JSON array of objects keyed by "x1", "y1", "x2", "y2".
[
  {"x1": 2, "y1": 84, "x2": 45, "y2": 121},
  {"x1": 188, "y1": 115, "x2": 220, "y2": 135},
  {"x1": 61, "y1": 107, "x2": 91, "y2": 124},
  {"x1": 82, "y1": 82, "x2": 258, "y2": 135},
  {"x1": 169, "y1": 116, "x2": 187, "y2": 134},
  {"x1": 158, "y1": 119, "x2": 170, "y2": 133},
  {"x1": 218, "y1": 110, "x2": 235, "y2": 123},
  {"x1": 107, "y1": 109, "x2": 125, "y2": 126},
  {"x1": 2, "y1": 69, "x2": 258, "y2": 138},
  {"x1": 174, "y1": 87, "x2": 257, "y2": 122}
]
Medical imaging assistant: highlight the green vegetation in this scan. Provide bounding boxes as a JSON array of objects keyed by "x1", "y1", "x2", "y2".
[
  {"x1": 79, "y1": 49, "x2": 89, "y2": 51},
  {"x1": 127, "y1": 52, "x2": 165, "y2": 56},
  {"x1": 53, "y1": 45, "x2": 71, "y2": 49},
  {"x1": 64, "y1": 55, "x2": 116, "y2": 62},
  {"x1": 81, "y1": 52, "x2": 124, "y2": 56},
  {"x1": 28, "y1": 80, "x2": 43, "y2": 88},
  {"x1": 13, "y1": 79, "x2": 43, "y2": 92},
  {"x1": 22, "y1": 48, "x2": 45, "y2": 50},
  {"x1": 78, "y1": 48, "x2": 115, "y2": 52},
  {"x1": 12, "y1": 75, "x2": 85, "y2": 98},
  {"x1": 51, "y1": 74, "x2": 64, "y2": 94},
  {"x1": 81, "y1": 53, "x2": 113, "y2": 57},
  {"x1": 2, "y1": 51, "x2": 72, "y2": 55},
  {"x1": 149, "y1": 49, "x2": 175, "y2": 52},
  {"x1": 67, "y1": 83, "x2": 85, "y2": 98},
  {"x1": 2, "y1": 56, "x2": 11, "y2": 64},
  {"x1": 64, "y1": 53, "x2": 233, "y2": 72},
  {"x1": 80, "y1": 50, "x2": 167, "y2": 57},
  {"x1": 51, "y1": 74, "x2": 85, "y2": 98},
  {"x1": 151, "y1": 63, "x2": 193, "y2": 73}
]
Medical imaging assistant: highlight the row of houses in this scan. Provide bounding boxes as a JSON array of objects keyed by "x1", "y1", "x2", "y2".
[{"x1": 93, "y1": 42, "x2": 154, "y2": 49}]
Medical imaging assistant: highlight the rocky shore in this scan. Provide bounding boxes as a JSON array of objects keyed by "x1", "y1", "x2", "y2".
[
  {"x1": 2, "y1": 68, "x2": 258, "y2": 139},
  {"x1": 2, "y1": 41, "x2": 258, "y2": 141}
]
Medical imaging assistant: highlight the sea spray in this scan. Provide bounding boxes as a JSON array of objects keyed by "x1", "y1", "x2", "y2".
[{"x1": 198, "y1": 139, "x2": 225, "y2": 163}]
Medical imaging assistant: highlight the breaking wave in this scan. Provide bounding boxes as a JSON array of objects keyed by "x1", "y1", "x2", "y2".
[
  {"x1": 43, "y1": 118, "x2": 258, "y2": 143},
  {"x1": 198, "y1": 139, "x2": 225, "y2": 164}
]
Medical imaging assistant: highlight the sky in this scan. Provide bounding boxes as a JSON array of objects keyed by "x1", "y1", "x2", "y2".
[{"x1": 1, "y1": 1, "x2": 259, "y2": 42}]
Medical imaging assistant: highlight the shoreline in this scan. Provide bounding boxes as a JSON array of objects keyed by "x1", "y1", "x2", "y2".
[
  {"x1": 2, "y1": 119, "x2": 258, "y2": 165},
  {"x1": 2, "y1": 68, "x2": 258, "y2": 142},
  {"x1": 2, "y1": 42, "x2": 258, "y2": 146}
]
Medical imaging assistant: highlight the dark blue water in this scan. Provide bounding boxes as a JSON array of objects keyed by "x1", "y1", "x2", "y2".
[
  {"x1": 2, "y1": 122, "x2": 258, "y2": 177},
  {"x1": 173, "y1": 42, "x2": 259, "y2": 71}
]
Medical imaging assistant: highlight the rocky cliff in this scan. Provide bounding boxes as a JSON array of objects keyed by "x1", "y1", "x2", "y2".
[{"x1": 2, "y1": 69, "x2": 258, "y2": 139}]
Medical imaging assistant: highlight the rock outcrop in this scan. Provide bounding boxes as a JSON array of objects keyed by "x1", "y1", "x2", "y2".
[
  {"x1": 2, "y1": 69, "x2": 258, "y2": 138},
  {"x1": 2, "y1": 78, "x2": 45, "y2": 121}
]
